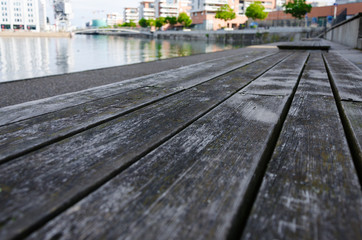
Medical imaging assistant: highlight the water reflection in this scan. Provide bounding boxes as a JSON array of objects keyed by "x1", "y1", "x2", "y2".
[{"x1": 0, "y1": 35, "x2": 244, "y2": 83}]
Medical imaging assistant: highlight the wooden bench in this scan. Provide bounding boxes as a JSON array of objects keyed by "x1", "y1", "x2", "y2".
[{"x1": 0, "y1": 47, "x2": 361, "y2": 240}]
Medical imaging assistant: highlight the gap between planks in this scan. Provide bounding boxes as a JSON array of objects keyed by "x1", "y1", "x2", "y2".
[
  {"x1": 322, "y1": 53, "x2": 362, "y2": 188},
  {"x1": 0, "y1": 52, "x2": 296, "y2": 240}
]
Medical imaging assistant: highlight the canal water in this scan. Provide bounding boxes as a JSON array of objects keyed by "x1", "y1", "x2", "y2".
[{"x1": 0, "y1": 35, "x2": 245, "y2": 83}]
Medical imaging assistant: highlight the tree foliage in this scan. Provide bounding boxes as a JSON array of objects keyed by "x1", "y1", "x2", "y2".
[
  {"x1": 147, "y1": 19, "x2": 155, "y2": 27},
  {"x1": 121, "y1": 20, "x2": 137, "y2": 27},
  {"x1": 139, "y1": 18, "x2": 148, "y2": 28},
  {"x1": 177, "y1": 12, "x2": 192, "y2": 27},
  {"x1": 165, "y1": 16, "x2": 178, "y2": 26},
  {"x1": 283, "y1": 0, "x2": 312, "y2": 19},
  {"x1": 215, "y1": 4, "x2": 236, "y2": 22},
  {"x1": 245, "y1": 1, "x2": 268, "y2": 21},
  {"x1": 155, "y1": 17, "x2": 166, "y2": 29}
]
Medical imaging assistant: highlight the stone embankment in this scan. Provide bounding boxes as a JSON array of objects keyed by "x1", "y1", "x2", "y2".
[{"x1": 0, "y1": 31, "x2": 72, "y2": 38}]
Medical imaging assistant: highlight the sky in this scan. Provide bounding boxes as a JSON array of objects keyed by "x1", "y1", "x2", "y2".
[{"x1": 47, "y1": 0, "x2": 141, "y2": 27}]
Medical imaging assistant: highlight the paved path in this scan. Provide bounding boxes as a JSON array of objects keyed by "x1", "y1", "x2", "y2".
[{"x1": 0, "y1": 40, "x2": 361, "y2": 240}]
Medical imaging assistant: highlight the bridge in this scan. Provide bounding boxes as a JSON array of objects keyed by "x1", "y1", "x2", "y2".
[{"x1": 74, "y1": 28, "x2": 152, "y2": 36}]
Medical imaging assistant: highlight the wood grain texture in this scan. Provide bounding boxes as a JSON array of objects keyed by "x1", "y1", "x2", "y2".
[
  {"x1": 240, "y1": 52, "x2": 309, "y2": 96},
  {"x1": 27, "y1": 94, "x2": 291, "y2": 240},
  {"x1": 277, "y1": 41, "x2": 330, "y2": 50},
  {"x1": 323, "y1": 52, "x2": 362, "y2": 102},
  {"x1": 25, "y1": 53, "x2": 308, "y2": 240},
  {"x1": 324, "y1": 51, "x2": 362, "y2": 182},
  {"x1": 0, "y1": 51, "x2": 290, "y2": 240},
  {"x1": 0, "y1": 52, "x2": 291, "y2": 165},
  {"x1": 242, "y1": 52, "x2": 362, "y2": 240},
  {"x1": 343, "y1": 102, "x2": 362, "y2": 163},
  {"x1": 0, "y1": 49, "x2": 276, "y2": 126}
]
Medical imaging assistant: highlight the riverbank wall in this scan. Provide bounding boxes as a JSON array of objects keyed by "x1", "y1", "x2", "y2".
[
  {"x1": 0, "y1": 31, "x2": 72, "y2": 38},
  {"x1": 78, "y1": 27, "x2": 323, "y2": 44},
  {"x1": 153, "y1": 28, "x2": 324, "y2": 44}
]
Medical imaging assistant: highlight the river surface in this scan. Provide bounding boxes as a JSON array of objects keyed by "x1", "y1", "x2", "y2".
[{"x1": 0, "y1": 35, "x2": 245, "y2": 83}]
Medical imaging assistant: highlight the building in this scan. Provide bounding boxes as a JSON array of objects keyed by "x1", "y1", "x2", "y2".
[
  {"x1": 241, "y1": 0, "x2": 276, "y2": 14},
  {"x1": 155, "y1": 0, "x2": 178, "y2": 18},
  {"x1": 38, "y1": 0, "x2": 47, "y2": 30},
  {"x1": 106, "y1": 13, "x2": 122, "y2": 26},
  {"x1": 336, "y1": 0, "x2": 362, "y2": 3},
  {"x1": 0, "y1": 0, "x2": 46, "y2": 31},
  {"x1": 124, "y1": 7, "x2": 139, "y2": 23},
  {"x1": 265, "y1": 2, "x2": 362, "y2": 26},
  {"x1": 139, "y1": 0, "x2": 155, "y2": 20},
  {"x1": 308, "y1": 0, "x2": 336, "y2": 7},
  {"x1": 53, "y1": 0, "x2": 72, "y2": 31},
  {"x1": 178, "y1": 0, "x2": 192, "y2": 15},
  {"x1": 191, "y1": 0, "x2": 248, "y2": 30}
]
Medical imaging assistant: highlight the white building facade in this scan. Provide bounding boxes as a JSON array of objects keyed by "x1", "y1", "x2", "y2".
[
  {"x1": 309, "y1": 0, "x2": 336, "y2": 6},
  {"x1": 155, "y1": 0, "x2": 178, "y2": 18},
  {"x1": 124, "y1": 7, "x2": 139, "y2": 23},
  {"x1": 0, "y1": 0, "x2": 46, "y2": 31},
  {"x1": 139, "y1": 0, "x2": 155, "y2": 20},
  {"x1": 106, "y1": 12, "x2": 122, "y2": 26}
]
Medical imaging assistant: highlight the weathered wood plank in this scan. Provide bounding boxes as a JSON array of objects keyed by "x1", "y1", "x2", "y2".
[
  {"x1": 0, "y1": 52, "x2": 291, "y2": 165},
  {"x1": 25, "y1": 53, "x2": 308, "y2": 240},
  {"x1": 323, "y1": 52, "x2": 362, "y2": 171},
  {"x1": 323, "y1": 52, "x2": 362, "y2": 102},
  {"x1": 242, "y1": 52, "x2": 362, "y2": 240},
  {"x1": 277, "y1": 41, "x2": 330, "y2": 50},
  {"x1": 0, "y1": 52, "x2": 293, "y2": 240},
  {"x1": 0, "y1": 49, "x2": 276, "y2": 126},
  {"x1": 343, "y1": 101, "x2": 362, "y2": 162},
  {"x1": 240, "y1": 51, "x2": 308, "y2": 96}
]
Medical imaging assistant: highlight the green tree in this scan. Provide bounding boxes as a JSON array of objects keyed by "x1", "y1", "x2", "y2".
[
  {"x1": 177, "y1": 12, "x2": 192, "y2": 28},
  {"x1": 165, "y1": 16, "x2": 178, "y2": 27},
  {"x1": 215, "y1": 4, "x2": 236, "y2": 26},
  {"x1": 245, "y1": 1, "x2": 268, "y2": 21},
  {"x1": 139, "y1": 18, "x2": 148, "y2": 28},
  {"x1": 283, "y1": 0, "x2": 312, "y2": 19},
  {"x1": 155, "y1": 17, "x2": 166, "y2": 29},
  {"x1": 121, "y1": 20, "x2": 137, "y2": 27},
  {"x1": 146, "y1": 19, "x2": 155, "y2": 27}
]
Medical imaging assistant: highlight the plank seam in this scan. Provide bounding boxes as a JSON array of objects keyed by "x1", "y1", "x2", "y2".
[
  {"x1": 322, "y1": 53, "x2": 362, "y2": 188},
  {"x1": 9, "y1": 52, "x2": 292, "y2": 240},
  {"x1": 0, "y1": 51, "x2": 280, "y2": 127},
  {"x1": 226, "y1": 52, "x2": 310, "y2": 240},
  {"x1": 0, "y1": 52, "x2": 291, "y2": 166}
]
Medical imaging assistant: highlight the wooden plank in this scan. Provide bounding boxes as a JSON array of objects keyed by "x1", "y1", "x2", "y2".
[
  {"x1": 0, "y1": 49, "x2": 276, "y2": 126},
  {"x1": 24, "y1": 53, "x2": 309, "y2": 240},
  {"x1": 323, "y1": 52, "x2": 362, "y2": 102},
  {"x1": 343, "y1": 101, "x2": 362, "y2": 163},
  {"x1": 0, "y1": 52, "x2": 291, "y2": 165},
  {"x1": 277, "y1": 41, "x2": 330, "y2": 50},
  {"x1": 0, "y1": 52, "x2": 294, "y2": 240},
  {"x1": 323, "y1": 52, "x2": 362, "y2": 167},
  {"x1": 242, "y1": 52, "x2": 362, "y2": 240}
]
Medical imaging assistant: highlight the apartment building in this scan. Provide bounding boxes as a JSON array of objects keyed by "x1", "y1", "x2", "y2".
[
  {"x1": 106, "y1": 13, "x2": 122, "y2": 26},
  {"x1": 178, "y1": 0, "x2": 192, "y2": 15},
  {"x1": 155, "y1": 0, "x2": 178, "y2": 18},
  {"x1": 308, "y1": 0, "x2": 336, "y2": 6},
  {"x1": 0, "y1": 0, "x2": 45, "y2": 31},
  {"x1": 124, "y1": 7, "x2": 139, "y2": 23},
  {"x1": 139, "y1": 0, "x2": 155, "y2": 20},
  {"x1": 191, "y1": 0, "x2": 248, "y2": 30},
  {"x1": 241, "y1": 0, "x2": 276, "y2": 14}
]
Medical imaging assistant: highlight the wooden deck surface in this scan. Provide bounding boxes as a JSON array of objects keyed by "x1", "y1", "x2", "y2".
[{"x1": 0, "y1": 42, "x2": 361, "y2": 240}]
